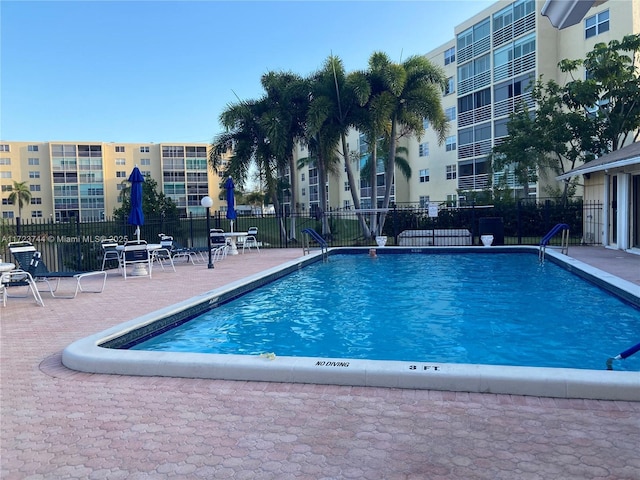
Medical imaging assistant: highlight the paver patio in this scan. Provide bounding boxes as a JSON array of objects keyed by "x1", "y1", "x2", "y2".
[{"x1": 1, "y1": 247, "x2": 639, "y2": 479}]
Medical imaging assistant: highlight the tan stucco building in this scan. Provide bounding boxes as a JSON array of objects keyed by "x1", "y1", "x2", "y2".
[
  {"x1": 0, "y1": 141, "x2": 218, "y2": 221},
  {"x1": 289, "y1": 0, "x2": 639, "y2": 214}
]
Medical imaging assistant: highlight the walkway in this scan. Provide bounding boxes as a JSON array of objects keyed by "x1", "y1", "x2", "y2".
[{"x1": 1, "y1": 247, "x2": 638, "y2": 479}]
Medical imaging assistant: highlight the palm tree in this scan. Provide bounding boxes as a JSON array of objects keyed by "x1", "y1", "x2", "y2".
[
  {"x1": 364, "y1": 53, "x2": 448, "y2": 232},
  {"x1": 8, "y1": 181, "x2": 31, "y2": 219},
  {"x1": 211, "y1": 72, "x2": 310, "y2": 240},
  {"x1": 259, "y1": 71, "x2": 309, "y2": 239},
  {"x1": 304, "y1": 56, "x2": 376, "y2": 237},
  {"x1": 322, "y1": 56, "x2": 372, "y2": 237}
]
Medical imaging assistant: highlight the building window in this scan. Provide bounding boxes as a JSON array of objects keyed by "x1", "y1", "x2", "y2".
[
  {"x1": 0, "y1": 144, "x2": 9, "y2": 152},
  {"x1": 115, "y1": 145, "x2": 125, "y2": 152},
  {"x1": 445, "y1": 76, "x2": 455, "y2": 95},
  {"x1": 2, "y1": 198, "x2": 10, "y2": 205},
  {"x1": 446, "y1": 164, "x2": 457, "y2": 180},
  {"x1": 140, "y1": 158, "x2": 151, "y2": 165},
  {"x1": 302, "y1": 187, "x2": 306, "y2": 196},
  {"x1": 585, "y1": 10, "x2": 609, "y2": 39},
  {"x1": 28, "y1": 145, "x2": 39, "y2": 152},
  {"x1": 2, "y1": 211, "x2": 14, "y2": 219},
  {"x1": 0, "y1": 158, "x2": 10, "y2": 165},
  {"x1": 117, "y1": 183, "x2": 125, "y2": 191},
  {"x1": 0, "y1": 171, "x2": 11, "y2": 178},
  {"x1": 301, "y1": 173, "x2": 305, "y2": 182},
  {"x1": 31, "y1": 211, "x2": 43, "y2": 218},
  {"x1": 30, "y1": 184, "x2": 41, "y2": 191},
  {"x1": 116, "y1": 171, "x2": 127, "y2": 178},
  {"x1": 419, "y1": 143, "x2": 429, "y2": 157},
  {"x1": 444, "y1": 46, "x2": 455, "y2": 65},
  {"x1": 445, "y1": 106, "x2": 457, "y2": 121},
  {"x1": 1, "y1": 185, "x2": 12, "y2": 192},
  {"x1": 140, "y1": 146, "x2": 150, "y2": 153},
  {"x1": 422, "y1": 118, "x2": 429, "y2": 130},
  {"x1": 29, "y1": 171, "x2": 40, "y2": 179},
  {"x1": 445, "y1": 136, "x2": 457, "y2": 152},
  {"x1": 419, "y1": 169, "x2": 430, "y2": 183},
  {"x1": 344, "y1": 181, "x2": 350, "y2": 192},
  {"x1": 28, "y1": 158, "x2": 40, "y2": 165},
  {"x1": 115, "y1": 158, "x2": 126, "y2": 165},
  {"x1": 31, "y1": 197, "x2": 42, "y2": 204},
  {"x1": 142, "y1": 171, "x2": 151, "y2": 177},
  {"x1": 419, "y1": 196, "x2": 430, "y2": 207}
]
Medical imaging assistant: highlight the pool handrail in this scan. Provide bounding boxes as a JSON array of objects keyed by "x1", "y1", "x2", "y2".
[
  {"x1": 606, "y1": 341, "x2": 640, "y2": 370},
  {"x1": 302, "y1": 228, "x2": 328, "y2": 257},
  {"x1": 539, "y1": 223, "x2": 570, "y2": 261}
]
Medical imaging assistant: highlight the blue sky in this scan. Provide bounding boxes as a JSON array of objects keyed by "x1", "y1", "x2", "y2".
[{"x1": 1, "y1": 0, "x2": 494, "y2": 144}]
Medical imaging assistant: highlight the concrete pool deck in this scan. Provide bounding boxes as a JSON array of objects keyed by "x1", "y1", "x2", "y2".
[{"x1": 1, "y1": 246, "x2": 639, "y2": 478}]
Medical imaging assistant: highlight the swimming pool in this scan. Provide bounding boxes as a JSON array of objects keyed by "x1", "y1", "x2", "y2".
[{"x1": 63, "y1": 247, "x2": 640, "y2": 400}]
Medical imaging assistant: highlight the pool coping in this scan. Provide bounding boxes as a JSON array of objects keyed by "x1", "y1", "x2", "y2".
[{"x1": 62, "y1": 246, "x2": 640, "y2": 401}]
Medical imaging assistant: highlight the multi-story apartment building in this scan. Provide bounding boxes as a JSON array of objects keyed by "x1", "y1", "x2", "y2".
[
  {"x1": 0, "y1": 141, "x2": 218, "y2": 221},
  {"x1": 3, "y1": 2, "x2": 637, "y2": 221},
  {"x1": 291, "y1": 0, "x2": 639, "y2": 214}
]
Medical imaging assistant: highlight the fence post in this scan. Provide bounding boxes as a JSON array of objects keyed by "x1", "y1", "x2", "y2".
[
  {"x1": 75, "y1": 215, "x2": 82, "y2": 271},
  {"x1": 517, "y1": 199, "x2": 522, "y2": 245},
  {"x1": 470, "y1": 201, "x2": 476, "y2": 245},
  {"x1": 392, "y1": 205, "x2": 399, "y2": 245}
]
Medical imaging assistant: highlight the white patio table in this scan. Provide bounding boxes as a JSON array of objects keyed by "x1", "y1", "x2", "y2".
[
  {"x1": 115, "y1": 244, "x2": 162, "y2": 276},
  {"x1": 223, "y1": 232, "x2": 247, "y2": 255}
]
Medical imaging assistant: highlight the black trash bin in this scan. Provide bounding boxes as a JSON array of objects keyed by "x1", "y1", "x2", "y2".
[{"x1": 478, "y1": 217, "x2": 504, "y2": 245}]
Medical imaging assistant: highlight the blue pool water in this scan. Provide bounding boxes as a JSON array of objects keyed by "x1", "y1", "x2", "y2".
[{"x1": 131, "y1": 253, "x2": 640, "y2": 371}]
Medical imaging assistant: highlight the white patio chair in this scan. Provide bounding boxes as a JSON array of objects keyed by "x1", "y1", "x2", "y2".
[
  {"x1": 122, "y1": 241, "x2": 152, "y2": 279},
  {"x1": 151, "y1": 235, "x2": 176, "y2": 272},
  {"x1": 100, "y1": 238, "x2": 122, "y2": 271},
  {"x1": 242, "y1": 227, "x2": 260, "y2": 253}
]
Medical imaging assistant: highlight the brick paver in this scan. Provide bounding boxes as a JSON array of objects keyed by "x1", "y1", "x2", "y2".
[{"x1": 1, "y1": 247, "x2": 639, "y2": 479}]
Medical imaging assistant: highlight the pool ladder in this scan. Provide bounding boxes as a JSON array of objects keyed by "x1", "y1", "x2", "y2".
[
  {"x1": 539, "y1": 223, "x2": 569, "y2": 263},
  {"x1": 302, "y1": 228, "x2": 328, "y2": 259}
]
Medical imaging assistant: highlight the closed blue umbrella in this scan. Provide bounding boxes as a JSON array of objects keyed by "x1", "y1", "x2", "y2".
[
  {"x1": 127, "y1": 166, "x2": 145, "y2": 241},
  {"x1": 225, "y1": 176, "x2": 237, "y2": 232}
]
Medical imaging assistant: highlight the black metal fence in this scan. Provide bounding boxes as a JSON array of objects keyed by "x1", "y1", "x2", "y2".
[{"x1": 0, "y1": 198, "x2": 603, "y2": 272}]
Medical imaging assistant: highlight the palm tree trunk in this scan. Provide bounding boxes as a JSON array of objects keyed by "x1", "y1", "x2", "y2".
[
  {"x1": 340, "y1": 134, "x2": 370, "y2": 238},
  {"x1": 369, "y1": 141, "x2": 379, "y2": 237},
  {"x1": 379, "y1": 118, "x2": 398, "y2": 232},
  {"x1": 287, "y1": 155, "x2": 297, "y2": 241},
  {"x1": 317, "y1": 149, "x2": 331, "y2": 236},
  {"x1": 266, "y1": 166, "x2": 288, "y2": 240}
]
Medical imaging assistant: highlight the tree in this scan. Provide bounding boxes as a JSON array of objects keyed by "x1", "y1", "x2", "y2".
[
  {"x1": 493, "y1": 35, "x2": 640, "y2": 203},
  {"x1": 8, "y1": 181, "x2": 31, "y2": 219},
  {"x1": 259, "y1": 71, "x2": 309, "y2": 238},
  {"x1": 560, "y1": 34, "x2": 640, "y2": 151},
  {"x1": 321, "y1": 56, "x2": 372, "y2": 237},
  {"x1": 211, "y1": 72, "x2": 309, "y2": 240},
  {"x1": 356, "y1": 52, "x2": 448, "y2": 235},
  {"x1": 303, "y1": 57, "x2": 363, "y2": 236},
  {"x1": 113, "y1": 177, "x2": 178, "y2": 221}
]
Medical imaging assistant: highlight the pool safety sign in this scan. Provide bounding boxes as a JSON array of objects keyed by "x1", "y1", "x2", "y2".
[{"x1": 428, "y1": 203, "x2": 439, "y2": 218}]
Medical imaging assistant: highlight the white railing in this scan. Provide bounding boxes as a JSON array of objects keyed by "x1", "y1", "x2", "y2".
[
  {"x1": 494, "y1": 91, "x2": 535, "y2": 117},
  {"x1": 492, "y1": 11, "x2": 535, "y2": 48},
  {"x1": 458, "y1": 174, "x2": 489, "y2": 191}
]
